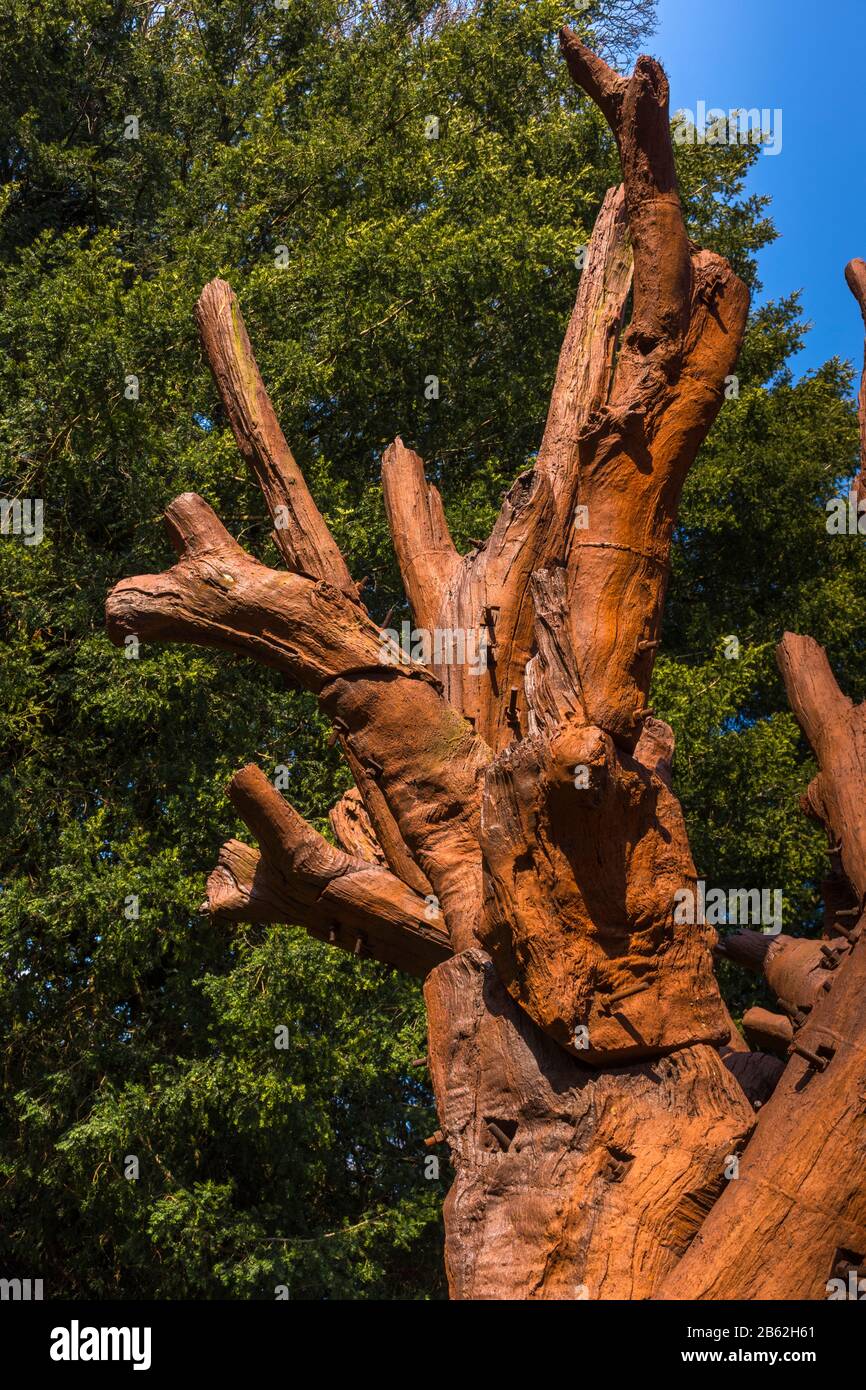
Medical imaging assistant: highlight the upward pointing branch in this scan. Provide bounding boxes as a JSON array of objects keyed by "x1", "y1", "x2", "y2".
[
  {"x1": 535, "y1": 182, "x2": 632, "y2": 529},
  {"x1": 777, "y1": 631, "x2": 866, "y2": 905},
  {"x1": 381, "y1": 437, "x2": 460, "y2": 634},
  {"x1": 560, "y1": 26, "x2": 690, "y2": 383},
  {"x1": 195, "y1": 278, "x2": 357, "y2": 597},
  {"x1": 540, "y1": 27, "x2": 750, "y2": 746}
]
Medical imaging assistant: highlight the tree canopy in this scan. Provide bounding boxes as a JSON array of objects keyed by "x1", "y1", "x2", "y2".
[{"x1": 0, "y1": 0, "x2": 860, "y2": 1297}]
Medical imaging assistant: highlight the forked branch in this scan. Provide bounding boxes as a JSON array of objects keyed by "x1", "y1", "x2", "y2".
[
  {"x1": 204, "y1": 765, "x2": 450, "y2": 977},
  {"x1": 554, "y1": 25, "x2": 749, "y2": 745},
  {"x1": 106, "y1": 492, "x2": 487, "y2": 950}
]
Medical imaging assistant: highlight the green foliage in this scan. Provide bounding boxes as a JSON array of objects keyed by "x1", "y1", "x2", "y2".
[{"x1": 0, "y1": 0, "x2": 854, "y2": 1298}]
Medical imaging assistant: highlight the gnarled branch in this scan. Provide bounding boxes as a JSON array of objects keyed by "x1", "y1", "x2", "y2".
[
  {"x1": 381, "y1": 438, "x2": 461, "y2": 635},
  {"x1": 554, "y1": 25, "x2": 749, "y2": 746},
  {"x1": 195, "y1": 277, "x2": 357, "y2": 596},
  {"x1": 659, "y1": 634, "x2": 866, "y2": 1298},
  {"x1": 106, "y1": 494, "x2": 487, "y2": 950},
  {"x1": 204, "y1": 765, "x2": 450, "y2": 977},
  {"x1": 777, "y1": 631, "x2": 866, "y2": 904}
]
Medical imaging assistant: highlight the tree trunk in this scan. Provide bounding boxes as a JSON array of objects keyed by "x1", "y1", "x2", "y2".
[{"x1": 104, "y1": 29, "x2": 866, "y2": 1300}]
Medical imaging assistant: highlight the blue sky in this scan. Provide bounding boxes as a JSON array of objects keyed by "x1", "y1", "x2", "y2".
[{"x1": 651, "y1": 0, "x2": 866, "y2": 380}]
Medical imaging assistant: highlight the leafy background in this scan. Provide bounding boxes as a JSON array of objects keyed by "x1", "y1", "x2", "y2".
[{"x1": 0, "y1": 0, "x2": 862, "y2": 1297}]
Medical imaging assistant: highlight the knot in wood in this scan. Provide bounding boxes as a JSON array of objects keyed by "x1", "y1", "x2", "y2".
[{"x1": 314, "y1": 579, "x2": 340, "y2": 603}]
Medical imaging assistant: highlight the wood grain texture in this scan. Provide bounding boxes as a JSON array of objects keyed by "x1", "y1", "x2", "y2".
[
  {"x1": 328, "y1": 787, "x2": 386, "y2": 865},
  {"x1": 659, "y1": 919, "x2": 866, "y2": 1300},
  {"x1": 425, "y1": 949, "x2": 754, "y2": 1299},
  {"x1": 102, "y1": 32, "x2": 866, "y2": 1304},
  {"x1": 203, "y1": 767, "x2": 450, "y2": 977},
  {"x1": 105, "y1": 493, "x2": 488, "y2": 952},
  {"x1": 195, "y1": 278, "x2": 356, "y2": 595}
]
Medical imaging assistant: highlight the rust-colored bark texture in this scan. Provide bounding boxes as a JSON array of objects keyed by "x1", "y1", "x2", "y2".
[{"x1": 105, "y1": 31, "x2": 866, "y2": 1299}]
